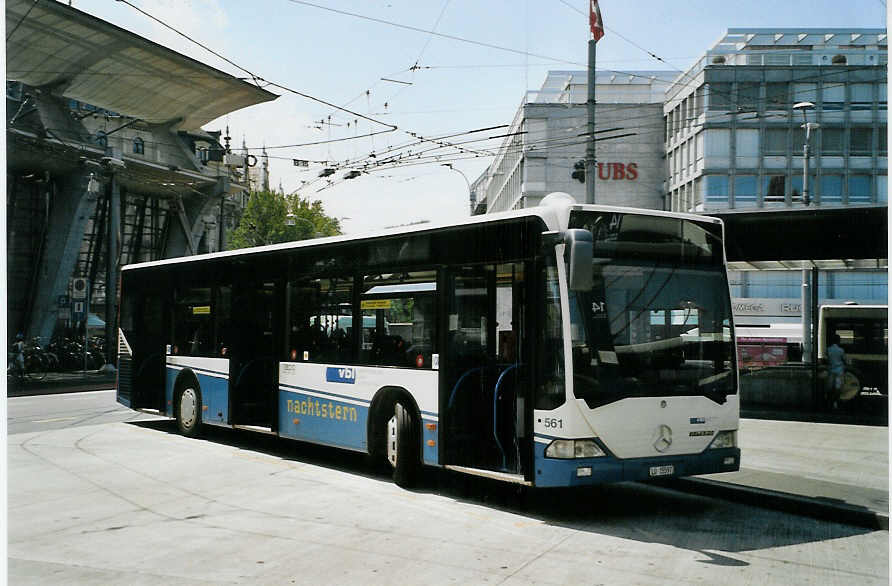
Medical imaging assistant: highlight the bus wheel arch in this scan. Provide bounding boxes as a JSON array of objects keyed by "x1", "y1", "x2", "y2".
[
  {"x1": 174, "y1": 370, "x2": 203, "y2": 437},
  {"x1": 368, "y1": 386, "x2": 421, "y2": 486}
]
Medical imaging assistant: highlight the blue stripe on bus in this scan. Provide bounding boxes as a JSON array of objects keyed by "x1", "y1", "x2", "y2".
[
  {"x1": 165, "y1": 363, "x2": 229, "y2": 379},
  {"x1": 165, "y1": 365, "x2": 229, "y2": 422},
  {"x1": 532, "y1": 442, "x2": 740, "y2": 487},
  {"x1": 278, "y1": 388, "x2": 368, "y2": 451},
  {"x1": 422, "y1": 418, "x2": 438, "y2": 465},
  {"x1": 279, "y1": 382, "x2": 371, "y2": 407}
]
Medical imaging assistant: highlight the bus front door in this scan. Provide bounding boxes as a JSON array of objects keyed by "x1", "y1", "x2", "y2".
[{"x1": 442, "y1": 263, "x2": 529, "y2": 477}]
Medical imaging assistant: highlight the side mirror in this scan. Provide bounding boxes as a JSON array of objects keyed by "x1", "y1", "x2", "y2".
[{"x1": 564, "y1": 229, "x2": 593, "y2": 291}]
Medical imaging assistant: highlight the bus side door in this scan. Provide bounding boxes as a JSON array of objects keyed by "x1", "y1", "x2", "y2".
[{"x1": 441, "y1": 263, "x2": 528, "y2": 475}]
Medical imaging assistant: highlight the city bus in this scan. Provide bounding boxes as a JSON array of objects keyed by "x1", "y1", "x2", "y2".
[
  {"x1": 818, "y1": 304, "x2": 888, "y2": 398},
  {"x1": 117, "y1": 192, "x2": 740, "y2": 488}
]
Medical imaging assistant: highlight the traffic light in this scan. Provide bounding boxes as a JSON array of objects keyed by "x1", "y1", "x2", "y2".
[{"x1": 571, "y1": 160, "x2": 585, "y2": 183}]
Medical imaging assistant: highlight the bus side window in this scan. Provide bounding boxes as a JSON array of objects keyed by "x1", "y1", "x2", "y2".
[
  {"x1": 361, "y1": 271, "x2": 437, "y2": 368},
  {"x1": 288, "y1": 275, "x2": 354, "y2": 364}
]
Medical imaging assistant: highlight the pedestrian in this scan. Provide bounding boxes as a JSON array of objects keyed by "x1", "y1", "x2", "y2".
[
  {"x1": 11, "y1": 333, "x2": 25, "y2": 377},
  {"x1": 827, "y1": 333, "x2": 847, "y2": 408}
]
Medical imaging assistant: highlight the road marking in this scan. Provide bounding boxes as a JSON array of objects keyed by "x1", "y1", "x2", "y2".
[{"x1": 32, "y1": 416, "x2": 79, "y2": 424}]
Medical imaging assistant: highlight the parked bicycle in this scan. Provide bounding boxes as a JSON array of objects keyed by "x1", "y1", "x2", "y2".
[{"x1": 8, "y1": 335, "x2": 48, "y2": 382}]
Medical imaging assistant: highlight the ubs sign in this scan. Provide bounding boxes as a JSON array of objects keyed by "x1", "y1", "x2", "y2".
[{"x1": 597, "y1": 162, "x2": 639, "y2": 180}]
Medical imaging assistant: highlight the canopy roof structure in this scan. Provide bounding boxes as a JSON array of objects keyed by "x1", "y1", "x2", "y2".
[
  {"x1": 712, "y1": 206, "x2": 887, "y2": 271},
  {"x1": 6, "y1": 0, "x2": 277, "y2": 130}
]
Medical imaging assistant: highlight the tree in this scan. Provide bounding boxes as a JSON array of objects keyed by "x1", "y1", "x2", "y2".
[{"x1": 228, "y1": 190, "x2": 341, "y2": 249}]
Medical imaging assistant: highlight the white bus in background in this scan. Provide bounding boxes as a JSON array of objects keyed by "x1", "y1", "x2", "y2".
[
  {"x1": 117, "y1": 193, "x2": 739, "y2": 488},
  {"x1": 818, "y1": 304, "x2": 888, "y2": 398}
]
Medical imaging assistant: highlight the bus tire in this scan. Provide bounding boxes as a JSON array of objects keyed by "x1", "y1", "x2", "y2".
[
  {"x1": 177, "y1": 384, "x2": 202, "y2": 438},
  {"x1": 387, "y1": 401, "x2": 420, "y2": 488}
]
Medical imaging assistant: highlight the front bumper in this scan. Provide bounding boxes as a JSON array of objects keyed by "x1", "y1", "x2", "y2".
[{"x1": 533, "y1": 442, "x2": 740, "y2": 488}]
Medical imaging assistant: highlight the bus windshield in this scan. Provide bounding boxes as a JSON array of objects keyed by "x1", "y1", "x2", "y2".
[{"x1": 567, "y1": 211, "x2": 736, "y2": 408}]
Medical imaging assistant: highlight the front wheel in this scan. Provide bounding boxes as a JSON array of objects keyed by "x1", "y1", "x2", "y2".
[
  {"x1": 177, "y1": 386, "x2": 202, "y2": 437},
  {"x1": 386, "y1": 401, "x2": 420, "y2": 488}
]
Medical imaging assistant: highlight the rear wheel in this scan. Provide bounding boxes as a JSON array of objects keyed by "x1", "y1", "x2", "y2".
[
  {"x1": 387, "y1": 401, "x2": 420, "y2": 488},
  {"x1": 177, "y1": 386, "x2": 202, "y2": 437}
]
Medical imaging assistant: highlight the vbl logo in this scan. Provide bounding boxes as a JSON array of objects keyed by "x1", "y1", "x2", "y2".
[{"x1": 327, "y1": 366, "x2": 356, "y2": 384}]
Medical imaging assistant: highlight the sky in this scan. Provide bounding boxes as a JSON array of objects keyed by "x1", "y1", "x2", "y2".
[{"x1": 63, "y1": 0, "x2": 887, "y2": 234}]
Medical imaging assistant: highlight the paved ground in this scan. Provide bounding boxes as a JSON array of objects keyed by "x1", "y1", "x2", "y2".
[{"x1": 6, "y1": 389, "x2": 889, "y2": 584}]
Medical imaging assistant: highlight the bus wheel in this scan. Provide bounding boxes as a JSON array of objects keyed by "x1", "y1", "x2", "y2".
[
  {"x1": 177, "y1": 386, "x2": 202, "y2": 438},
  {"x1": 387, "y1": 401, "x2": 419, "y2": 488}
]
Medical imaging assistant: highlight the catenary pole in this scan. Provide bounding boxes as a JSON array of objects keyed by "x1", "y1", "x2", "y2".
[{"x1": 586, "y1": 38, "x2": 597, "y2": 204}]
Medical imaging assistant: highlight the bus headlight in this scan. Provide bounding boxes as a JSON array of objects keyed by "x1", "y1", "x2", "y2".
[
  {"x1": 545, "y1": 439, "x2": 606, "y2": 459},
  {"x1": 709, "y1": 430, "x2": 737, "y2": 449}
]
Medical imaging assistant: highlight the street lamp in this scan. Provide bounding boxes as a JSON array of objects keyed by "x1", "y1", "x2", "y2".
[
  {"x1": 441, "y1": 163, "x2": 476, "y2": 214},
  {"x1": 286, "y1": 213, "x2": 319, "y2": 238},
  {"x1": 792, "y1": 101, "x2": 819, "y2": 206}
]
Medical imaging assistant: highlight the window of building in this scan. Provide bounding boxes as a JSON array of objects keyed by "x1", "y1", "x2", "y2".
[
  {"x1": 820, "y1": 175, "x2": 843, "y2": 205},
  {"x1": 877, "y1": 175, "x2": 888, "y2": 203},
  {"x1": 735, "y1": 129, "x2": 759, "y2": 157},
  {"x1": 708, "y1": 83, "x2": 731, "y2": 111},
  {"x1": 821, "y1": 83, "x2": 845, "y2": 111},
  {"x1": 879, "y1": 83, "x2": 887, "y2": 111},
  {"x1": 734, "y1": 175, "x2": 757, "y2": 207},
  {"x1": 95, "y1": 131, "x2": 108, "y2": 149},
  {"x1": 695, "y1": 86, "x2": 706, "y2": 116},
  {"x1": 792, "y1": 82, "x2": 817, "y2": 105},
  {"x1": 764, "y1": 128, "x2": 787, "y2": 154},
  {"x1": 879, "y1": 126, "x2": 887, "y2": 155},
  {"x1": 704, "y1": 175, "x2": 729, "y2": 205},
  {"x1": 764, "y1": 175, "x2": 786, "y2": 205},
  {"x1": 850, "y1": 83, "x2": 874, "y2": 111},
  {"x1": 132, "y1": 136, "x2": 144, "y2": 155},
  {"x1": 848, "y1": 175, "x2": 872, "y2": 204},
  {"x1": 737, "y1": 83, "x2": 760, "y2": 111},
  {"x1": 850, "y1": 127, "x2": 873, "y2": 155},
  {"x1": 704, "y1": 129, "x2": 730, "y2": 157},
  {"x1": 821, "y1": 128, "x2": 844, "y2": 155},
  {"x1": 765, "y1": 83, "x2": 788, "y2": 109}
]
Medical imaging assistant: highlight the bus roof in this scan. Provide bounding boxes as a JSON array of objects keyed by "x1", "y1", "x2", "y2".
[{"x1": 122, "y1": 194, "x2": 723, "y2": 272}]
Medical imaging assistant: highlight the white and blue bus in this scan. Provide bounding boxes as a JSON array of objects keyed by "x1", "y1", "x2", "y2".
[{"x1": 117, "y1": 193, "x2": 740, "y2": 488}]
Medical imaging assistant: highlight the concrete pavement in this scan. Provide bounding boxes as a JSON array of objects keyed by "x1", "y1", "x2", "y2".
[
  {"x1": 7, "y1": 380, "x2": 889, "y2": 531},
  {"x1": 7, "y1": 405, "x2": 888, "y2": 585},
  {"x1": 672, "y1": 418, "x2": 889, "y2": 530}
]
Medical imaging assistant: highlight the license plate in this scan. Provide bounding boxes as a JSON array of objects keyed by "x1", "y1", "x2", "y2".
[{"x1": 649, "y1": 465, "x2": 674, "y2": 477}]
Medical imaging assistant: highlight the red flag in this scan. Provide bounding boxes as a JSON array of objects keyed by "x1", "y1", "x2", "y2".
[{"x1": 589, "y1": 0, "x2": 604, "y2": 42}]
